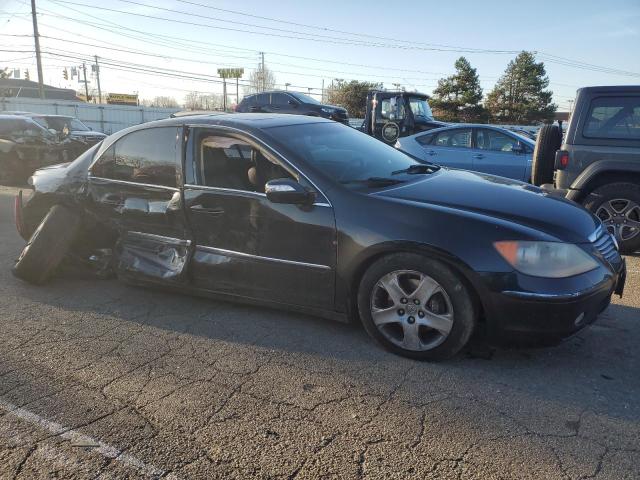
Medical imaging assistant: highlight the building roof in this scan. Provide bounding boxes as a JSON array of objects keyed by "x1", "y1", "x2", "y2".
[{"x1": 0, "y1": 79, "x2": 81, "y2": 101}]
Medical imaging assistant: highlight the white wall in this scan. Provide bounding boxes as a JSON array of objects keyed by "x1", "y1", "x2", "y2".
[{"x1": 0, "y1": 97, "x2": 180, "y2": 135}]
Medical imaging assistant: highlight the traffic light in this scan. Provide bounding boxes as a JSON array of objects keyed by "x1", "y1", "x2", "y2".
[
  {"x1": 63, "y1": 68, "x2": 68, "y2": 80},
  {"x1": 24, "y1": 69, "x2": 30, "y2": 81}
]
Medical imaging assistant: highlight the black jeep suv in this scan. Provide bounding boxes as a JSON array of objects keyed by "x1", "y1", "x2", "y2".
[
  {"x1": 236, "y1": 90, "x2": 349, "y2": 124},
  {"x1": 532, "y1": 86, "x2": 640, "y2": 253}
]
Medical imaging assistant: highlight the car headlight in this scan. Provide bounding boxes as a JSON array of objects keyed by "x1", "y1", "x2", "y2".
[
  {"x1": 320, "y1": 107, "x2": 334, "y2": 114},
  {"x1": 494, "y1": 241, "x2": 599, "y2": 278}
]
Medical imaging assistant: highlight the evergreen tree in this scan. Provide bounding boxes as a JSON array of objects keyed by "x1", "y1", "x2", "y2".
[
  {"x1": 485, "y1": 51, "x2": 556, "y2": 124},
  {"x1": 430, "y1": 57, "x2": 486, "y2": 123},
  {"x1": 326, "y1": 79, "x2": 381, "y2": 118}
]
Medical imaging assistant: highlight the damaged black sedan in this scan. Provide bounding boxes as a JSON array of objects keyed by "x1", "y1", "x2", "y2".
[{"x1": 13, "y1": 114, "x2": 626, "y2": 360}]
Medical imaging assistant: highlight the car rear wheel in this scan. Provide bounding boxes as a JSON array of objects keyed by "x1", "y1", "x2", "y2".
[
  {"x1": 357, "y1": 253, "x2": 476, "y2": 360},
  {"x1": 12, "y1": 205, "x2": 82, "y2": 284},
  {"x1": 583, "y1": 182, "x2": 640, "y2": 254},
  {"x1": 531, "y1": 124, "x2": 561, "y2": 186}
]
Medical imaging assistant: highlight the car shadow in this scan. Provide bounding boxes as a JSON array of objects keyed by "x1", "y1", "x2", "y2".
[{"x1": 2, "y1": 213, "x2": 639, "y2": 422}]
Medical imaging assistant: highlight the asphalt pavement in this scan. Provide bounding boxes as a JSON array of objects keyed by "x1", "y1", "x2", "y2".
[{"x1": 0, "y1": 185, "x2": 638, "y2": 479}]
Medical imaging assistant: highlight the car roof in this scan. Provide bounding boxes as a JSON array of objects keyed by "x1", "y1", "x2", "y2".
[
  {"x1": 1, "y1": 111, "x2": 75, "y2": 119},
  {"x1": 577, "y1": 85, "x2": 640, "y2": 94},
  {"x1": 0, "y1": 114, "x2": 38, "y2": 122},
  {"x1": 128, "y1": 112, "x2": 333, "y2": 130}
]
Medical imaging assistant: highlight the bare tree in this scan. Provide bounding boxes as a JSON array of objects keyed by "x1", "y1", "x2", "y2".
[
  {"x1": 183, "y1": 92, "x2": 223, "y2": 110},
  {"x1": 245, "y1": 65, "x2": 276, "y2": 94},
  {"x1": 0, "y1": 67, "x2": 9, "y2": 79},
  {"x1": 141, "y1": 96, "x2": 180, "y2": 108}
]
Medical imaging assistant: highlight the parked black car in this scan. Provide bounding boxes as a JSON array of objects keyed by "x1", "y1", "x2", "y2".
[
  {"x1": 13, "y1": 114, "x2": 625, "y2": 360},
  {"x1": 531, "y1": 86, "x2": 640, "y2": 253},
  {"x1": 0, "y1": 114, "x2": 71, "y2": 184},
  {"x1": 2, "y1": 112, "x2": 107, "y2": 159},
  {"x1": 236, "y1": 91, "x2": 349, "y2": 124}
]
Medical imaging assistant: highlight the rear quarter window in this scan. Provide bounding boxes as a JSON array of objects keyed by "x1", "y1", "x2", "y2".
[
  {"x1": 416, "y1": 133, "x2": 434, "y2": 146},
  {"x1": 583, "y1": 96, "x2": 640, "y2": 140}
]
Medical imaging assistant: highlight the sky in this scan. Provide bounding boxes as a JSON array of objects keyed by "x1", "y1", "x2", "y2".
[{"x1": 1, "y1": 0, "x2": 639, "y2": 111}]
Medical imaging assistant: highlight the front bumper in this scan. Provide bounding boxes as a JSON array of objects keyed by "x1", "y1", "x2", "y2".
[{"x1": 481, "y1": 259, "x2": 626, "y2": 340}]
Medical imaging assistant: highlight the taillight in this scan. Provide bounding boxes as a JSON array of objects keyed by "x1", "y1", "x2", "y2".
[{"x1": 555, "y1": 150, "x2": 569, "y2": 170}]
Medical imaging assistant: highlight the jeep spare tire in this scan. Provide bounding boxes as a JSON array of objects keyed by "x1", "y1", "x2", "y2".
[
  {"x1": 12, "y1": 205, "x2": 81, "y2": 284},
  {"x1": 531, "y1": 124, "x2": 561, "y2": 186}
]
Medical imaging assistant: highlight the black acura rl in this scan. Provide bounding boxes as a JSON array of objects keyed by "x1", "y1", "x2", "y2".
[{"x1": 13, "y1": 114, "x2": 626, "y2": 360}]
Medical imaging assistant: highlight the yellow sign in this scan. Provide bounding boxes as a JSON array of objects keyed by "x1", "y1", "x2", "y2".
[{"x1": 107, "y1": 93, "x2": 138, "y2": 105}]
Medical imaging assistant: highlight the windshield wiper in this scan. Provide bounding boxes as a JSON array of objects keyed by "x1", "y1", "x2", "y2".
[
  {"x1": 391, "y1": 164, "x2": 440, "y2": 175},
  {"x1": 340, "y1": 177, "x2": 406, "y2": 187}
]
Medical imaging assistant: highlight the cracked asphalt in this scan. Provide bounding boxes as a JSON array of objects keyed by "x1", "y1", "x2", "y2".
[{"x1": 0, "y1": 185, "x2": 638, "y2": 479}]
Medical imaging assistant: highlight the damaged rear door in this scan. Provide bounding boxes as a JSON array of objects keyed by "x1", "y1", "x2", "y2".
[{"x1": 87, "y1": 126, "x2": 192, "y2": 283}]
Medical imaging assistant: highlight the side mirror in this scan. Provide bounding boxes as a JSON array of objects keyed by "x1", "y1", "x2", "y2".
[
  {"x1": 288, "y1": 100, "x2": 298, "y2": 107},
  {"x1": 265, "y1": 178, "x2": 315, "y2": 205},
  {"x1": 47, "y1": 128, "x2": 58, "y2": 135}
]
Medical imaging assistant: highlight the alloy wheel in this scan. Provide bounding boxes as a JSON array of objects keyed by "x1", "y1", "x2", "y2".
[
  {"x1": 370, "y1": 270, "x2": 454, "y2": 351},
  {"x1": 596, "y1": 198, "x2": 640, "y2": 242}
]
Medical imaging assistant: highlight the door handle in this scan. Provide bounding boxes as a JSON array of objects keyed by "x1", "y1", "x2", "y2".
[
  {"x1": 190, "y1": 205, "x2": 224, "y2": 215},
  {"x1": 427, "y1": 150, "x2": 437, "y2": 156},
  {"x1": 472, "y1": 154, "x2": 484, "y2": 159}
]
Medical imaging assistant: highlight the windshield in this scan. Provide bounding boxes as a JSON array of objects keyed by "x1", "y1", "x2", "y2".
[
  {"x1": 40, "y1": 116, "x2": 90, "y2": 132},
  {"x1": 408, "y1": 97, "x2": 434, "y2": 120},
  {"x1": 265, "y1": 122, "x2": 429, "y2": 187},
  {"x1": 288, "y1": 92, "x2": 321, "y2": 105}
]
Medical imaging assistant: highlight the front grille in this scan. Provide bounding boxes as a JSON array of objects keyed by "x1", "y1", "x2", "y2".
[{"x1": 593, "y1": 231, "x2": 621, "y2": 266}]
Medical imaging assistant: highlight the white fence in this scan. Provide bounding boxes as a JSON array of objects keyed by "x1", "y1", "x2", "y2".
[{"x1": 0, "y1": 97, "x2": 180, "y2": 135}]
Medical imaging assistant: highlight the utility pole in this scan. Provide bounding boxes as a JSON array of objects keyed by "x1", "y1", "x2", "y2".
[
  {"x1": 260, "y1": 52, "x2": 265, "y2": 92},
  {"x1": 94, "y1": 55, "x2": 102, "y2": 104},
  {"x1": 222, "y1": 77, "x2": 227, "y2": 111},
  {"x1": 30, "y1": 0, "x2": 45, "y2": 99},
  {"x1": 321, "y1": 79, "x2": 324, "y2": 103},
  {"x1": 236, "y1": 77, "x2": 239, "y2": 107},
  {"x1": 82, "y1": 62, "x2": 89, "y2": 101}
]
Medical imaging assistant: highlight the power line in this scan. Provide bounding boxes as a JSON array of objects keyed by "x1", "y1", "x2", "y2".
[
  {"x1": 48, "y1": 0, "x2": 523, "y2": 53},
  {"x1": 110, "y1": 0, "x2": 521, "y2": 54}
]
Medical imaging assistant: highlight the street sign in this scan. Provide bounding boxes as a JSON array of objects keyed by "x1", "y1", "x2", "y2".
[{"x1": 107, "y1": 93, "x2": 138, "y2": 105}]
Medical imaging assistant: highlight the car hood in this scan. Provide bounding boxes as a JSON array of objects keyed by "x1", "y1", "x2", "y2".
[{"x1": 373, "y1": 169, "x2": 600, "y2": 243}]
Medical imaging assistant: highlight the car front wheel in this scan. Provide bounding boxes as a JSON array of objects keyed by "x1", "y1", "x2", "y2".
[
  {"x1": 583, "y1": 182, "x2": 640, "y2": 254},
  {"x1": 357, "y1": 253, "x2": 476, "y2": 360}
]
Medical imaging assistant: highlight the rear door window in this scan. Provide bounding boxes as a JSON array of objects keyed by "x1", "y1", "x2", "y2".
[
  {"x1": 271, "y1": 93, "x2": 289, "y2": 106},
  {"x1": 583, "y1": 96, "x2": 640, "y2": 140},
  {"x1": 433, "y1": 128, "x2": 472, "y2": 148},
  {"x1": 256, "y1": 93, "x2": 270, "y2": 105},
  {"x1": 91, "y1": 127, "x2": 178, "y2": 187},
  {"x1": 416, "y1": 133, "x2": 434, "y2": 146}
]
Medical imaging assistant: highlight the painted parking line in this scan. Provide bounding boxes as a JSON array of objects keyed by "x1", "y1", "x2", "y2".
[{"x1": 0, "y1": 399, "x2": 176, "y2": 479}]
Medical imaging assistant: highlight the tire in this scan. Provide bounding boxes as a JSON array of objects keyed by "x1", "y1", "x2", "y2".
[
  {"x1": 531, "y1": 124, "x2": 561, "y2": 186},
  {"x1": 582, "y1": 182, "x2": 640, "y2": 254},
  {"x1": 357, "y1": 253, "x2": 476, "y2": 360},
  {"x1": 12, "y1": 205, "x2": 82, "y2": 284}
]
